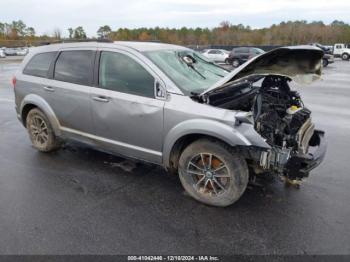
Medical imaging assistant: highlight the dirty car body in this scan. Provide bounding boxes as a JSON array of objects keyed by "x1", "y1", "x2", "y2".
[{"x1": 14, "y1": 42, "x2": 327, "y2": 206}]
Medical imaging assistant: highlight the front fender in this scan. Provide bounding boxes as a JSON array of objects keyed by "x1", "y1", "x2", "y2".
[
  {"x1": 20, "y1": 94, "x2": 61, "y2": 136},
  {"x1": 162, "y1": 119, "x2": 270, "y2": 167}
]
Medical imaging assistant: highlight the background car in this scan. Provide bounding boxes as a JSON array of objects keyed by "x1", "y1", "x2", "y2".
[
  {"x1": 226, "y1": 47, "x2": 265, "y2": 67},
  {"x1": 201, "y1": 49, "x2": 230, "y2": 63},
  {"x1": 0, "y1": 49, "x2": 6, "y2": 58},
  {"x1": 322, "y1": 53, "x2": 335, "y2": 67},
  {"x1": 16, "y1": 48, "x2": 29, "y2": 56},
  {"x1": 309, "y1": 43, "x2": 335, "y2": 67},
  {"x1": 4, "y1": 48, "x2": 18, "y2": 56},
  {"x1": 333, "y1": 43, "x2": 350, "y2": 60}
]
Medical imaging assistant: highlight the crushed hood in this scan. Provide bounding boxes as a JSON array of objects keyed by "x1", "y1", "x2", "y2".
[{"x1": 201, "y1": 45, "x2": 324, "y2": 96}]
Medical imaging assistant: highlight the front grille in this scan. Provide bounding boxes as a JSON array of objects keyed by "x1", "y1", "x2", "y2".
[{"x1": 296, "y1": 118, "x2": 315, "y2": 154}]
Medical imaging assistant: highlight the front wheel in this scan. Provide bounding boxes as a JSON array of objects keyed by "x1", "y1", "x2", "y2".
[
  {"x1": 322, "y1": 58, "x2": 329, "y2": 67},
  {"x1": 232, "y1": 59, "x2": 240, "y2": 68},
  {"x1": 178, "y1": 139, "x2": 249, "y2": 207},
  {"x1": 342, "y1": 53, "x2": 349, "y2": 60}
]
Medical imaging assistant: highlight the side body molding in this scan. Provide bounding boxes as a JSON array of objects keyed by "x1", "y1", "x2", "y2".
[
  {"x1": 20, "y1": 94, "x2": 61, "y2": 136},
  {"x1": 162, "y1": 119, "x2": 262, "y2": 167}
]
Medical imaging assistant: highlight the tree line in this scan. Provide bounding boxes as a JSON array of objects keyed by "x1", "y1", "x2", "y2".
[{"x1": 1, "y1": 20, "x2": 350, "y2": 47}]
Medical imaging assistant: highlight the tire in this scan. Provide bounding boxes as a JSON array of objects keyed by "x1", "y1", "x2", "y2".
[
  {"x1": 342, "y1": 53, "x2": 349, "y2": 60},
  {"x1": 178, "y1": 139, "x2": 249, "y2": 207},
  {"x1": 26, "y1": 108, "x2": 61, "y2": 152},
  {"x1": 322, "y1": 58, "x2": 328, "y2": 67},
  {"x1": 232, "y1": 59, "x2": 240, "y2": 68},
  {"x1": 224, "y1": 58, "x2": 229, "y2": 64}
]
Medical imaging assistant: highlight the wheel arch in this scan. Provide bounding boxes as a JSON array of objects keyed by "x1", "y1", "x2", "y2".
[
  {"x1": 342, "y1": 52, "x2": 350, "y2": 59},
  {"x1": 20, "y1": 94, "x2": 61, "y2": 136},
  {"x1": 163, "y1": 119, "x2": 253, "y2": 171}
]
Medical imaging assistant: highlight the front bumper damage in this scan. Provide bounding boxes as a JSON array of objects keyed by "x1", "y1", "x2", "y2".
[
  {"x1": 285, "y1": 130, "x2": 327, "y2": 179},
  {"x1": 260, "y1": 130, "x2": 327, "y2": 179}
]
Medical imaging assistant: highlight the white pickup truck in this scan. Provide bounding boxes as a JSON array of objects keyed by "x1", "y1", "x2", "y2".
[{"x1": 333, "y1": 43, "x2": 350, "y2": 60}]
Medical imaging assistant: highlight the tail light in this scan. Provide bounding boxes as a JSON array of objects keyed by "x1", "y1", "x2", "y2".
[{"x1": 12, "y1": 76, "x2": 16, "y2": 88}]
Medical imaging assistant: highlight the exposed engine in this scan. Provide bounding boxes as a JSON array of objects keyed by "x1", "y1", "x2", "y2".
[
  {"x1": 253, "y1": 76, "x2": 311, "y2": 151},
  {"x1": 197, "y1": 75, "x2": 317, "y2": 178}
]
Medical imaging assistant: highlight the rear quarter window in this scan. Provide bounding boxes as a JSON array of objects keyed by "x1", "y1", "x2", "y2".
[
  {"x1": 23, "y1": 52, "x2": 57, "y2": 78},
  {"x1": 54, "y1": 50, "x2": 95, "y2": 86}
]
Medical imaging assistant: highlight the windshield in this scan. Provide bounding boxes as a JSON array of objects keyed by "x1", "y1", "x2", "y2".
[
  {"x1": 144, "y1": 49, "x2": 229, "y2": 95},
  {"x1": 254, "y1": 48, "x2": 265, "y2": 54}
]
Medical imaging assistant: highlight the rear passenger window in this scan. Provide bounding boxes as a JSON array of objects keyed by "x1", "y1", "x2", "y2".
[
  {"x1": 23, "y1": 52, "x2": 57, "y2": 78},
  {"x1": 99, "y1": 51, "x2": 155, "y2": 98},
  {"x1": 54, "y1": 50, "x2": 94, "y2": 85}
]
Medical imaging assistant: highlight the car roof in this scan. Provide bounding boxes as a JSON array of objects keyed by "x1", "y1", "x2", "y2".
[
  {"x1": 28, "y1": 41, "x2": 188, "y2": 54},
  {"x1": 113, "y1": 41, "x2": 188, "y2": 51}
]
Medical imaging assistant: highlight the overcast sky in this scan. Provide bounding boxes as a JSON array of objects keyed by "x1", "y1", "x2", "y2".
[{"x1": 3, "y1": 0, "x2": 350, "y2": 37}]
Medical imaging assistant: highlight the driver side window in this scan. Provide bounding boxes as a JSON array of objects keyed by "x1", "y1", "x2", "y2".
[{"x1": 99, "y1": 51, "x2": 155, "y2": 98}]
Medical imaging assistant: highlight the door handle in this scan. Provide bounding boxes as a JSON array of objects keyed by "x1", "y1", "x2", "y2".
[
  {"x1": 43, "y1": 86, "x2": 55, "y2": 92},
  {"x1": 92, "y1": 96, "x2": 110, "y2": 103}
]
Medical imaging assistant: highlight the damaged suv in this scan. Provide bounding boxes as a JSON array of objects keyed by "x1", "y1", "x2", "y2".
[{"x1": 14, "y1": 42, "x2": 327, "y2": 207}]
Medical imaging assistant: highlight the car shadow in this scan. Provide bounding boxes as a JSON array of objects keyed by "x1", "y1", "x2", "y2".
[{"x1": 40, "y1": 141, "x2": 292, "y2": 211}]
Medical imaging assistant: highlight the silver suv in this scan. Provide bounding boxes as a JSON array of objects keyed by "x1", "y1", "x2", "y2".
[{"x1": 14, "y1": 42, "x2": 327, "y2": 207}]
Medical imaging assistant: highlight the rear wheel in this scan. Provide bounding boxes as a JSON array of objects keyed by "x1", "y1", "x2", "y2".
[
  {"x1": 26, "y1": 108, "x2": 61, "y2": 152},
  {"x1": 342, "y1": 53, "x2": 349, "y2": 60},
  {"x1": 178, "y1": 139, "x2": 249, "y2": 207}
]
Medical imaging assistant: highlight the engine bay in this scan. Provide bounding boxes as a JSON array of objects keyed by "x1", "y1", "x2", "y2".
[
  {"x1": 252, "y1": 76, "x2": 311, "y2": 150},
  {"x1": 194, "y1": 75, "x2": 316, "y2": 177}
]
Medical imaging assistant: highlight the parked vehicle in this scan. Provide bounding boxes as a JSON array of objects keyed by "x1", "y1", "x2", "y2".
[
  {"x1": 309, "y1": 43, "x2": 335, "y2": 67},
  {"x1": 322, "y1": 53, "x2": 335, "y2": 67},
  {"x1": 201, "y1": 49, "x2": 229, "y2": 63},
  {"x1": 0, "y1": 49, "x2": 6, "y2": 58},
  {"x1": 16, "y1": 48, "x2": 29, "y2": 56},
  {"x1": 309, "y1": 43, "x2": 332, "y2": 54},
  {"x1": 226, "y1": 47, "x2": 265, "y2": 67},
  {"x1": 324, "y1": 46, "x2": 334, "y2": 53},
  {"x1": 4, "y1": 48, "x2": 18, "y2": 56},
  {"x1": 333, "y1": 43, "x2": 350, "y2": 60},
  {"x1": 14, "y1": 42, "x2": 326, "y2": 207}
]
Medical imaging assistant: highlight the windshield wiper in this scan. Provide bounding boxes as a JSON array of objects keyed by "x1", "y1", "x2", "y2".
[{"x1": 192, "y1": 54, "x2": 228, "y2": 77}]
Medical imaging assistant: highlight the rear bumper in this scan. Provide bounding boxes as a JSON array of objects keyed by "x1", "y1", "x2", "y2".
[{"x1": 285, "y1": 130, "x2": 327, "y2": 179}]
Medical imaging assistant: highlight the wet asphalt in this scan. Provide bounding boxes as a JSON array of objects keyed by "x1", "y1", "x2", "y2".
[{"x1": 0, "y1": 58, "x2": 350, "y2": 255}]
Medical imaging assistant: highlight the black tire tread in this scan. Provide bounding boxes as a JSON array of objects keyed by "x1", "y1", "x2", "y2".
[{"x1": 178, "y1": 138, "x2": 249, "y2": 207}]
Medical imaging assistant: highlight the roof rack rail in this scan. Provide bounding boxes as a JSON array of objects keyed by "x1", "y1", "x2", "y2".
[{"x1": 59, "y1": 39, "x2": 113, "y2": 44}]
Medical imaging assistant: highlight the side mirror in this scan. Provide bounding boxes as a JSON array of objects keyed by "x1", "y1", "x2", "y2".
[{"x1": 155, "y1": 80, "x2": 166, "y2": 100}]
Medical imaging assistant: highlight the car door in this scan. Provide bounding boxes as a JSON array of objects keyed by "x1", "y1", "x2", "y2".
[
  {"x1": 90, "y1": 49, "x2": 165, "y2": 164},
  {"x1": 240, "y1": 48, "x2": 250, "y2": 62},
  {"x1": 216, "y1": 50, "x2": 226, "y2": 62},
  {"x1": 207, "y1": 50, "x2": 217, "y2": 61},
  {"x1": 334, "y1": 44, "x2": 342, "y2": 55},
  {"x1": 47, "y1": 49, "x2": 96, "y2": 134}
]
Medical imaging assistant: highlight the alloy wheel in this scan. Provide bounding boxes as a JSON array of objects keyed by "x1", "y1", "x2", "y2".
[
  {"x1": 29, "y1": 115, "x2": 49, "y2": 147},
  {"x1": 186, "y1": 153, "x2": 230, "y2": 197}
]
